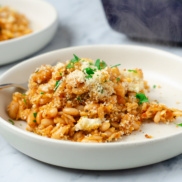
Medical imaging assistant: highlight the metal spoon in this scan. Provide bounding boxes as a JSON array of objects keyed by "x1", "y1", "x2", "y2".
[
  {"x1": 0, "y1": 82, "x2": 28, "y2": 91},
  {"x1": 0, "y1": 62, "x2": 58, "y2": 91}
]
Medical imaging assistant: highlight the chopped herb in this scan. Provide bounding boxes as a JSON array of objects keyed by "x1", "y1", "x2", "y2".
[
  {"x1": 98, "y1": 88, "x2": 104, "y2": 93},
  {"x1": 111, "y1": 64, "x2": 121, "y2": 68},
  {"x1": 95, "y1": 59, "x2": 107, "y2": 70},
  {"x1": 8, "y1": 119, "x2": 14, "y2": 125},
  {"x1": 153, "y1": 85, "x2": 156, "y2": 88},
  {"x1": 33, "y1": 112, "x2": 37, "y2": 123},
  {"x1": 84, "y1": 67, "x2": 96, "y2": 79},
  {"x1": 66, "y1": 62, "x2": 74, "y2": 69},
  {"x1": 33, "y1": 112, "x2": 37, "y2": 118},
  {"x1": 177, "y1": 123, "x2": 182, "y2": 127},
  {"x1": 116, "y1": 77, "x2": 120, "y2": 82},
  {"x1": 85, "y1": 75, "x2": 93, "y2": 79},
  {"x1": 97, "y1": 85, "x2": 104, "y2": 93},
  {"x1": 136, "y1": 93, "x2": 149, "y2": 105},
  {"x1": 40, "y1": 92, "x2": 44, "y2": 95},
  {"x1": 73, "y1": 54, "x2": 80, "y2": 62},
  {"x1": 22, "y1": 94, "x2": 27, "y2": 104},
  {"x1": 35, "y1": 69, "x2": 39, "y2": 73},
  {"x1": 60, "y1": 72, "x2": 62, "y2": 76},
  {"x1": 66, "y1": 54, "x2": 80, "y2": 69},
  {"x1": 23, "y1": 98, "x2": 27, "y2": 104},
  {"x1": 100, "y1": 61, "x2": 107, "y2": 70},
  {"x1": 54, "y1": 80, "x2": 62, "y2": 91},
  {"x1": 85, "y1": 67, "x2": 95, "y2": 75},
  {"x1": 128, "y1": 69, "x2": 137, "y2": 73},
  {"x1": 77, "y1": 96, "x2": 82, "y2": 102},
  {"x1": 95, "y1": 59, "x2": 101, "y2": 69}
]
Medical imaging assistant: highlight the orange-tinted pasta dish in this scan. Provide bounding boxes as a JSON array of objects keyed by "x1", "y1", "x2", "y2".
[{"x1": 7, "y1": 55, "x2": 182, "y2": 142}]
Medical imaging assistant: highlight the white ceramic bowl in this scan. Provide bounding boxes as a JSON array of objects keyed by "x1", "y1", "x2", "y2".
[
  {"x1": 0, "y1": 0, "x2": 58, "y2": 65},
  {"x1": 0, "y1": 45, "x2": 182, "y2": 170}
]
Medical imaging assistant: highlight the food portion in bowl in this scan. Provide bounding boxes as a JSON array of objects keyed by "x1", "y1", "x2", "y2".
[
  {"x1": 0, "y1": 6, "x2": 32, "y2": 41},
  {"x1": 7, "y1": 55, "x2": 182, "y2": 142}
]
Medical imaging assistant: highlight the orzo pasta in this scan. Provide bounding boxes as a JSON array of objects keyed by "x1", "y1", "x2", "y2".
[
  {"x1": 7, "y1": 55, "x2": 182, "y2": 142},
  {"x1": 0, "y1": 6, "x2": 32, "y2": 41}
]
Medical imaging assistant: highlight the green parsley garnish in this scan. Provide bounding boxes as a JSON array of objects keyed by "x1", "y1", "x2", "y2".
[
  {"x1": 8, "y1": 119, "x2": 14, "y2": 125},
  {"x1": 84, "y1": 67, "x2": 96, "y2": 79},
  {"x1": 153, "y1": 85, "x2": 156, "y2": 88},
  {"x1": 85, "y1": 75, "x2": 93, "y2": 79},
  {"x1": 22, "y1": 94, "x2": 27, "y2": 104},
  {"x1": 33, "y1": 112, "x2": 37, "y2": 123},
  {"x1": 128, "y1": 69, "x2": 137, "y2": 73},
  {"x1": 136, "y1": 93, "x2": 149, "y2": 105},
  {"x1": 66, "y1": 63, "x2": 74, "y2": 69},
  {"x1": 35, "y1": 69, "x2": 39, "y2": 73},
  {"x1": 54, "y1": 80, "x2": 62, "y2": 91},
  {"x1": 23, "y1": 98, "x2": 27, "y2": 104},
  {"x1": 66, "y1": 54, "x2": 80, "y2": 69},
  {"x1": 97, "y1": 85, "x2": 104, "y2": 93},
  {"x1": 95, "y1": 59, "x2": 107, "y2": 70},
  {"x1": 85, "y1": 67, "x2": 95, "y2": 75},
  {"x1": 100, "y1": 89, "x2": 104, "y2": 93},
  {"x1": 40, "y1": 92, "x2": 44, "y2": 95},
  {"x1": 116, "y1": 77, "x2": 120, "y2": 82},
  {"x1": 177, "y1": 123, "x2": 182, "y2": 127},
  {"x1": 73, "y1": 54, "x2": 80, "y2": 61},
  {"x1": 33, "y1": 112, "x2": 37, "y2": 118},
  {"x1": 111, "y1": 64, "x2": 121, "y2": 68},
  {"x1": 77, "y1": 96, "x2": 82, "y2": 102}
]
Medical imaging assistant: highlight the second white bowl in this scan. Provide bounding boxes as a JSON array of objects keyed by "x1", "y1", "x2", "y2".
[{"x1": 0, "y1": 0, "x2": 58, "y2": 65}]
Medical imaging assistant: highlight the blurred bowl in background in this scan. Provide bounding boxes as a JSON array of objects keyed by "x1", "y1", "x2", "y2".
[
  {"x1": 101, "y1": 0, "x2": 182, "y2": 43},
  {"x1": 0, "y1": 0, "x2": 58, "y2": 65}
]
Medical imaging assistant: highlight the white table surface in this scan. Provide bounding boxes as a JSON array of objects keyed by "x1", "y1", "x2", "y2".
[{"x1": 1, "y1": 0, "x2": 182, "y2": 181}]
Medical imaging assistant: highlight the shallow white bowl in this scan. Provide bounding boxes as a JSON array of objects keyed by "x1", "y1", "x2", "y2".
[
  {"x1": 0, "y1": 0, "x2": 58, "y2": 65},
  {"x1": 0, "y1": 45, "x2": 182, "y2": 170}
]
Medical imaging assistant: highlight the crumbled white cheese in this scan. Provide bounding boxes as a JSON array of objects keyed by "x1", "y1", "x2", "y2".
[
  {"x1": 75, "y1": 117, "x2": 102, "y2": 131},
  {"x1": 80, "y1": 60, "x2": 91, "y2": 70},
  {"x1": 55, "y1": 62, "x2": 64, "y2": 69},
  {"x1": 85, "y1": 69, "x2": 105, "y2": 84},
  {"x1": 85, "y1": 69, "x2": 115, "y2": 100},
  {"x1": 121, "y1": 70, "x2": 144, "y2": 93},
  {"x1": 40, "y1": 84, "x2": 50, "y2": 92},
  {"x1": 66, "y1": 70, "x2": 85, "y2": 87}
]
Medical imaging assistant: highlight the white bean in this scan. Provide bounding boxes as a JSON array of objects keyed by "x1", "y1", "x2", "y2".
[
  {"x1": 63, "y1": 108, "x2": 79, "y2": 116},
  {"x1": 8, "y1": 101, "x2": 19, "y2": 119}
]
